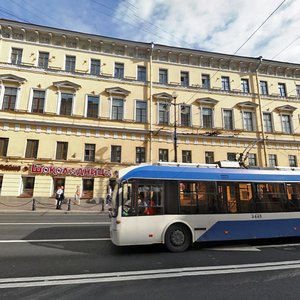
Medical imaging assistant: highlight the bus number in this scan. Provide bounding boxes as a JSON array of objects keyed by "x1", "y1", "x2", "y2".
[{"x1": 252, "y1": 214, "x2": 262, "y2": 219}]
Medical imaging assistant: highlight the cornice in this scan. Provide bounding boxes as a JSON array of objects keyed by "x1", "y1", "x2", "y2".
[{"x1": 2, "y1": 18, "x2": 300, "y2": 73}]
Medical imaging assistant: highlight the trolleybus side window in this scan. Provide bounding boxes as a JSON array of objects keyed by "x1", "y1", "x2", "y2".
[
  {"x1": 122, "y1": 182, "x2": 164, "y2": 216},
  {"x1": 137, "y1": 184, "x2": 163, "y2": 215},
  {"x1": 179, "y1": 181, "x2": 216, "y2": 214},
  {"x1": 286, "y1": 183, "x2": 300, "y2": 210},
  {"x1": 255, "y1": 183, "x2": 285, "y2": 212}
]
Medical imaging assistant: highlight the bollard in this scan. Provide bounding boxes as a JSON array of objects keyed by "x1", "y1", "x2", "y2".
[
  {"x1": 101, "y1": 198, "x2": 104, "y2": 211},
  {"x1": 68, "y1": 198, "x2": 71, "y2": 211},
  {"x1": 32, "y1": 198, "x2": 36, "y2": 211}
]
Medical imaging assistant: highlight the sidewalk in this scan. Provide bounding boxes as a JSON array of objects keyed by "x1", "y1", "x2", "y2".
[{"x1": 0, "y1": 197, "x2": 109, "y2": 214}]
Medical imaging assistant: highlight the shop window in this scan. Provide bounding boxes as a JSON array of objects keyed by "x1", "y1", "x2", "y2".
[
  {"x1": 82, "y1": 178, "x2": 94, "y2": 199},
  {"x1": 20, "y1": 176, "x2": 35, "y2": 198}
]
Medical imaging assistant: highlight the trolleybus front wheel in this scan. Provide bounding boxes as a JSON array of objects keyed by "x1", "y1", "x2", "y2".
[{"x1": 165, "y1": 224, "x2": 191, "y2": 252}]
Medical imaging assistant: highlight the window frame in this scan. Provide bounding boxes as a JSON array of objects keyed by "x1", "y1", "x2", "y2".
[
  {"x1": 25, "y1": 139, "x2": 39, "y2": 159},
  {"x1": 84, "y1": 143, "x2": 96, "y2": 162},
  {"x1": 111, "y1": 97, "x2": 124, "y2": 120},
  {"x1": 65, "y1": 55, "x2": 76, "y2": 72},
  {"x1": 56, "y1": 142, "x2": 68, "y2": 160},
  {"x1": 135, "y1": 100, "x2": 147, "y2": 123},
  {"x1": 136, "y1": 147, "x2": 146, "y2": 163},
  {"x1": 114, "y1": 62, "x2": 124, "y2": 79},
  {"x1": 111, "y1": 145, "x2": 122, "y2": 163},
  {"x1": 137, "y1": 66, "x2": 147, "y2": 82},
  {"x1": 38, "y1": 51, "x2": 49, "y2": 69},
  {"x1": 86, "y1": 95, "x2": 99, "y2": 118}
]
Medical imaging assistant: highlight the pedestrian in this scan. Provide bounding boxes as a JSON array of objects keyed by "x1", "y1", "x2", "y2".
[
  {"x1": 56, "y1": 186, "x2": 64, "y2": 209},
  {"x1": 106, "y1": 184, "x2": 112, "y2": 206},
  {"x1": 74, "y1": 185, "x2": 80, "y2": 205}
]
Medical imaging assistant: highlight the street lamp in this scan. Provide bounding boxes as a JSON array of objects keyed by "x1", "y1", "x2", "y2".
[{"x1": 172, "y1": 91, "x2": 178, "y2": 162}]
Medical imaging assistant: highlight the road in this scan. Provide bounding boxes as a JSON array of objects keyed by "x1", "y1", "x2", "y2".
[{"x1": 0, "y1": 213, "x2": 300, "y2": 300}]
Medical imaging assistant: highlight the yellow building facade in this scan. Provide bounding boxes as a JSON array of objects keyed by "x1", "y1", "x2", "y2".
[{"x1": 0, "y1": 19, "x2": 299, "y2": 200}]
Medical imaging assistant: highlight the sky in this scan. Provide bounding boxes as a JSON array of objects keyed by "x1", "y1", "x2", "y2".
[{"x1": 1, "y1": 0, "x2": 300, "y2": 63}]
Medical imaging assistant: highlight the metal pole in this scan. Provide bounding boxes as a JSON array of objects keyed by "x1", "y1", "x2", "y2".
[
  {"x1": 32, "y1": 198, "x2": 36, "y2": 211},
  {"x1": 173, "y1": 95, "x2": 178, "y2": 162},
  {"x1": 255, "y1": 56, "x2": 268, "y2": 167}
]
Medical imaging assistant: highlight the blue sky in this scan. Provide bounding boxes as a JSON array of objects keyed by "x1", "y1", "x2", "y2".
[{"x1": 1, "y1": 0, "x2": 300, "y2": 63}]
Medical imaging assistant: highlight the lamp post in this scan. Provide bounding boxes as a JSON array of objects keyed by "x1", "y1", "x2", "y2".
[{"x1": 172, "y1": 91, "x2": 178, "y2": 163}]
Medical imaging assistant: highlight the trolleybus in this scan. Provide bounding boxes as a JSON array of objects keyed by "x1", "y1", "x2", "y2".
[{"x1": 109, "y1": 162, "x2": 300, "y2": 252}]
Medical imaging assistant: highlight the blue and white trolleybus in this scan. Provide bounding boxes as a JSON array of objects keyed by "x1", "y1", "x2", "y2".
[{"x1": 109, "y1": 162, "x2": 300, "y2": 252}]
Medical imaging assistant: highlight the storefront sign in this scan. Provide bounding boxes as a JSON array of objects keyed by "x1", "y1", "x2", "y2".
[
  {"x1": 0, "y1": 164, "x2": 21, "y2": 171},
  {"x1": 30, "y1": 164, "x2": 112, "y2": 177}
]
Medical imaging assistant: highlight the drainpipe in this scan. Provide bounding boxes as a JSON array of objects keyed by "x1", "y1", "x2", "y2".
[
  {"x1": 255, "y1": 56, "x2": 268, "y2": 167},
  {"x1": 149, "y1": 42, "x2": 154, "y2": 164}
]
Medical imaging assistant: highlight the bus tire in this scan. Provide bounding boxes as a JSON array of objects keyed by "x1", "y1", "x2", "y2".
[{"x1": 165, "y1": 224, "x2": 191, "y2": 252}]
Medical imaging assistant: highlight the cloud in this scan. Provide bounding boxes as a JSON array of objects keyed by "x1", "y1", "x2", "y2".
[{"x1": 114, "y1": 0, "x2": 300, "y2": 63}]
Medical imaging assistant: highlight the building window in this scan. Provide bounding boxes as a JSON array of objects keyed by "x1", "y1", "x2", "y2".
[
  {"x1": 159, "y1": 69, "x2": 168, "y2": 84},
  {"x1": 2, "y1": 87, "x2": 17, "y2": 111},
  {"x1": 180, "y1": 105, "x2": 191, "y2": 127},
  {"x1": 159, "y1": 149, "x2": 168, "y2": 162},
  {"x1": 159, "y1": 103, "x2": 170, "y2": 124},
  {"x1": 221, "y1": 76, "x2": 230, "y2": 91},
  {"x1": 65, "y1": 55, "x2": 76, "y2": 72},
  {"x1": 56, "y1": 142, "x2": 68, "y2": 160},
  {"x1": 137, "y1": 66, "x2": 147, "y2": 81},
  {"x1": 296, "y1": 85, "x2": 300, "y2": 99},
  {"x1": 202, "y1": 107, "x2": 213, "y2": 128},
  {"x1": 223, "y1": 109, "x2": 233, "y2": 130},
  {"x1": 136, "y1": 147, "x2": 146, "y2": 163},
  {"x1": 227, "y1": 153, "x2": 237, "y2": 161},
  {"x1": 180, "y1": 71, "x2": 189, "y2": 87},
  {"x1": 11, "y1": 48, "x2": 22, "y2": 64},
  {"x1": 0, "y1": 138, "x2": 8, "y2": 157},
  {"x1": 136, "y1": 100, "x2": 147, "y2": 123},
  {"x1": 60, "y1": 93, "x2": 73, "y2": 116},
  {"x1": 241, "y1": 78, "x2": 250, "y2": 93},
  {"x1": 86, "y1": 96, "x2": 99, "y2": 118},
  {"x1": 25, "y1": 140, "x2": 39, "y2": 158},
  {"x1": 205, "y1": 151, "x2": 214, "y2": 164},
  {"x1": 112, "y1": 98, "x2": 124, "y2": 120},
  {"x1": 38, "y1": 52, "x2": 49, "y2": 68},
  {"x1": 182, "y1": 150, "x2": 192, "y2": 163},
  {"x1": 248, "y1": 153, "x2": 257, "y2": 166},
  {"x1": 90, "y1": 59, "x2": 101, "y2": 75},
  {"x1": 82, "y1": 178, "x2": 94, "y2": 199},
  {"x1": 114, "y1": 63, "x2": 124, "y2": 79},
  {"x1": 278, "y1": 83, "x2": 287, "y2": 97},
  {"x1": 84, "y1": 144, "x2": 95, "y2": 162},
  {"x1": 260, "y1": 81, "x2": 268, "y2": 95},
  {"x1": 269, "y1": 154, "x2": 277, "y2": 167},
  {"x1": 21, "y1": 177, "x2": 35, "y2": 197},
  {"x1": 243, "y1": 111, "x2": 254, "y2": 131},
  {"x1": 281, "y1": 114, "x2": 292, "y2": 133},
  {"x1": 202, "y1": 74, "x2": 210, "y2": 89},
  {"x1": 111, "y1": 146, "x2": 121, "y2": 163},
  {"x1": 263, "y1": 112, "x2": 273, "y2": 132},
  {"x1": 32, "y1": 90, "x2": 45, "y2": 113},
  {"x1": 288, "y1": 155, "x2": 297, "y2": 167}
]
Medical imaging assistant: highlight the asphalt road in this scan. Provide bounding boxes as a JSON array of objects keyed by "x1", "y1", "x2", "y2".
[{"x1": 0, "y1": 213, "x2": 300, "y2": 300}]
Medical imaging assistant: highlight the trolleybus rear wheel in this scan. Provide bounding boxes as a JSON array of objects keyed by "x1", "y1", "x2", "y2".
[{"x1": 165, "y1": 224, "x2": 191, "y2": 252}]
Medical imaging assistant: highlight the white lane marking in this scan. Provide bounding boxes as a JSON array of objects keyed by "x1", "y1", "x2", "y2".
[
  {"x1": 206, "y1": 246, "x2": 261, "y2": 252},
  {"x1": 0, "y1": 238, "x2": 111, "y2": 243},
  {"x1": 1, "y1": 260, "x2": 300, "y2": 289},
  {"x1": 0, "y1": 222, "x2": 110, "y2": 225},
  {"x1": 258, "y1": 242, "x2": 300, "y2": 249}
]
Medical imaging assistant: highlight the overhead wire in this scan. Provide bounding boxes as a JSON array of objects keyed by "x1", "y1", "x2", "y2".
[{"x1": 182, "y1": 0, "x2": 288, "y2": 106}]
